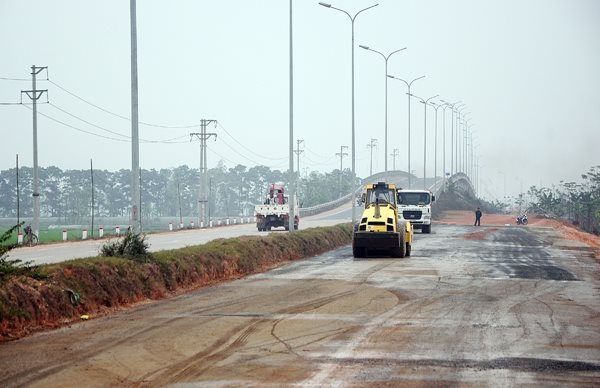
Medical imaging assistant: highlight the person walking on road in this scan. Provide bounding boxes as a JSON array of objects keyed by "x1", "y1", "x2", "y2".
[{"x1": 474, "y1": 207, "x2": 482, "y2": 226}]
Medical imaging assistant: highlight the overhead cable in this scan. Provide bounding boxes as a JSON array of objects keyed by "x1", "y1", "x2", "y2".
[
  {"x1": 48, "y1": 79, "x2": 200, "y2": 129},
  {"x1": 217, "y1": 122, "x2": 286, "y2": 161}
]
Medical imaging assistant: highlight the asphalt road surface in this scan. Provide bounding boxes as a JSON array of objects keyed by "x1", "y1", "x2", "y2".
[
  {"x1": 1, "y1": 224, "x2": 598, "y2": 386},
  {"x1": 8, "y1": 213, "x2": 350, "y2": 266}
]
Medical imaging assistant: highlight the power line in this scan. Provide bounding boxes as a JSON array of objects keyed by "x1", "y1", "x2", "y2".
[
  {"x1": 22, "y1": 104, "x2": 129, "y2": 142},
  {"x1": 22, "y1": 104, "x2": 189, "y2": 144},
  {"x1": 217, "y1": 122, "x2": 286, "y2": 161},
  {"x1": 48, "y1": 79, "x2": 200, "y2": 129},
  {"x1": 0, "y1": 77, "x2": 38, "y2": 81},
  {"x1": 47, "y1": 103, "x2": 188, "y2": 143},
  {"x1": 304, "y1": 146, "x2": 331, "y2": 160}
]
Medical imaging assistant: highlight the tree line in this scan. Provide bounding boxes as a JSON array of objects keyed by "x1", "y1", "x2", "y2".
[
  {"x1": 527, "y1": 166, "x2": 600, "y2": 234},
  {"x1": 0, "y1": 163, "x2": 356, "y2": 222}
]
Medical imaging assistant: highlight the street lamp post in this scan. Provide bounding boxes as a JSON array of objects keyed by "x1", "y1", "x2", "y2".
[
  {"x1": 442, "y1": 100, "x2": 462, "y2": 176},
  {"x1": 387, "y1": 74, "x2": 425, "y2": 188},
  {"x1": 455, "y1": 105, "x2": 467, "y2": 173},
  {"x1": 460, "y1": 116, "x2": 471, "y2": 173},
  {"x1": 431, "y1": 101, "x2": 448, "y2": 185},
  {"x1": 359, "y1": 45, "x2": 406, "y2": 174},
  {"x1": 319, "y1": 1, "x2": 378, "y2": 225},
  {"x1": 462, "y1": 118, "x2": 472, "y2": 174},
  {"x1": 440, "y1": 100, "x2": 460, "y2": 179},
  {"x1": 410, "y1": 94, "x2": 438, "y2": 189}
]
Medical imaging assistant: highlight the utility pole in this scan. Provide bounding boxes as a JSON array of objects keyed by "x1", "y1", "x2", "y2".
[
  {"x1": 21, "y1": 65, "x2": 47, "y2": 238},
  {"x1": 390, "y1": 148, "x2": 400, "y2": 170},
  {"x1": 139, "y1": 168, "x2": 143, "y2": 232},
  {"x1": 367, "y1": 138, "x2": 377, "y2": 176},
  {"x1": 190, "y1": 119, "x2": 217, "y2": 228},
  {"x1": 90, "y1": 159, "x2": 95, "y2": 238},
  {"x1": 288, "y1": 0, "x2": 296, "y2": 232},
  {"x1": 335, "y1": 145, "x2": 348, "y2": 197},
  {"x1": 177, "y1": 181, "x2": 182, "y2": 227},
  {"x1": 130, "y1": 0, "x2": 141, "y2": 233},
  {"x1": 16, "y1": 154, "x2": 20, "y2": 232},
  {"x1": 208, "y1": 177, "x2": 212, "y2": 224},
  {"x1": 294, "y1": 139, "x2": 304, "y2": 177}
]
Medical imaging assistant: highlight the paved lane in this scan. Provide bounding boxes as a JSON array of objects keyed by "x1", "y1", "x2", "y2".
[
  {"x1": 1, "y1": 224, "x2": 598, "y2": 386},
  {"x1": 7, "y1": 216, "x2": 348, "y2": 265}
]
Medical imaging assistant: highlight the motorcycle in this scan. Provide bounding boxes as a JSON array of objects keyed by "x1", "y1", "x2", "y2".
[{"x1": 516, "y1": 214, "x2": 528, "y2": 225}]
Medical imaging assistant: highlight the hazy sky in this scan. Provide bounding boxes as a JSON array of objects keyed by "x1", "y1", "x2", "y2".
[{"x1": 1, "y1": 0, "x2": 599, "y2": 199}]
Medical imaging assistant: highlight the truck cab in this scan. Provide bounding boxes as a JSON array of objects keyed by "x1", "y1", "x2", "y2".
[{"x1": 397, "y1": 189, "x2": 435, "y2": 233}]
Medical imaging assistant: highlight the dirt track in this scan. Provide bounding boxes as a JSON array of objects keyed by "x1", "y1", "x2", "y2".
[{"x1": 1, "y1": 223, "x2": 599, "y2": 386}]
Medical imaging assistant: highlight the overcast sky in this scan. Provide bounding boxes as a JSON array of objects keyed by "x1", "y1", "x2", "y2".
[{"x1": 1, "y1": 0, "x2": 599, "y2": 199}]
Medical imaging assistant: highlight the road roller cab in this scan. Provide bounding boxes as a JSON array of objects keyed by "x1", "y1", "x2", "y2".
[{"x1": 353, "y1": 182, "x2": 413, "y2": 258}]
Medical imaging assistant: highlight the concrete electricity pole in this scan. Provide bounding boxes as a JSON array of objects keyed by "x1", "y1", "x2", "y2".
[
  {"x1": 21, "y1": 65, "x2": 47, "y2": 238},
  {"x1": 367, "y1": 138, "x2": 378, "y2": 176},
  {"x1": 294, "y1": 139, "x2": 304, "y2": 177},
  {"x1": 288, "y1": 0, "x2": 295, "y2": 232},
  {"x1": 190, "y1": 119, "x2": 217, "y2": 228},
  {"x1": 335, "y1": 145, "x2": 348, "y2": 197},
  {"x1": 390, "y1": 148, "x2": 399, "y2": 170},
  {"x1": 130, "y1": 0, "x2": 141, "y2": 233}
]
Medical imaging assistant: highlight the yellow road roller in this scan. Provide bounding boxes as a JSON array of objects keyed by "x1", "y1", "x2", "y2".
[{"x1": 352, "y1": 182, "x2": 413, "y2": 258}]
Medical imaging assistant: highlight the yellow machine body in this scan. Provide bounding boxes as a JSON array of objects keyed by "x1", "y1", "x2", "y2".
[{"x1": 352, "y1": 182, "x2": 413, "y2": 258}]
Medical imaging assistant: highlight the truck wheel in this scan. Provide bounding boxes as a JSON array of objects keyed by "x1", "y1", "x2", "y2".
[
  {"x1": 284, "y1": 225, "x2": 289, "y2": 231},
  {"x1": 405, "y1": 242, "x2": 411, "y2": 256},
  {"x1": 422, "y1": 224, "x2": 431, "y2": 234}
]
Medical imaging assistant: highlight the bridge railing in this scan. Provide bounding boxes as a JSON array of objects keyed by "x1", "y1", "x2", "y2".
[{"x1": 298, "y1": 170, "x2": 418, "y2": 217}]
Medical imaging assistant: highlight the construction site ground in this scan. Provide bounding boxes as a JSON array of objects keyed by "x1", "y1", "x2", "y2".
[{"x1": 0, "y1": 212, "x2": 598, "y2": 386}]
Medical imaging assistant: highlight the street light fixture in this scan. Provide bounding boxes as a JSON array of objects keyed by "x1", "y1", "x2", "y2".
[
  {"x1": 455, "y1": 105, "x2": 467, "y2": 173},
  {"x1": 431, "y1": 101, "x2": 448, "y2": 184},
  {"x1": 409, "y1": 94, "x2": 439, "y2": 189},
  {"x1": 359, "y1": 45, "x2": 407, "y2": 174},
  {"x1": 441, "y1": 99, "x2": 462, "y2": 176},
  {"x1": 387, "y1": 74, "x2": 425, "y2": 188},
  {"x1": 319, "y1": 1, "x2": 379, "y2": 225},
  {"x1": 459, "y1": 115, "x2": 472, "y2": 173}
]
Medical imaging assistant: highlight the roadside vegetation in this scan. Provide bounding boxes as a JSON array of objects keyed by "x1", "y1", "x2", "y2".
[
  {"x1": 527, "y1": 166, "x2": 600, "y2": 234},
  {"x1": 0, "y1": 224, "x2": 352, "y2": 341},
  {"x1": 0, "y1": 164, "x2": 357, "y2": 224},
  {"x1": 0, "y1": 223, "x2": 42, "y2": 281}
]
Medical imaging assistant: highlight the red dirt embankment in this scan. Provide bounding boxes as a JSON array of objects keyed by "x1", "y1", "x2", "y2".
[
  {"x1": 0, "y1": 224, "x2": 352, "y2": 341},
  {"x1": 438, "y1": 211, "x2": 600, "y2": 253}
]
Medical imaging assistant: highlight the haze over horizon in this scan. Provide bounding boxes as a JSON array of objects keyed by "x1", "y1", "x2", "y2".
[{"x1": 1, "y1": 0, "x2": 599, "y2": 200}]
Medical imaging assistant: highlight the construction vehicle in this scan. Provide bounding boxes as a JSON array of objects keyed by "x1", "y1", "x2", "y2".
[
  {"x1": 353, "y1": 182, "x2": 413, "y2": 258},
  {"x1": 397, "y1": 189, "x2": 435, "y2": 233},
  {"x1": 255, "y1": 183, "x2": 299, "y2": 231}
]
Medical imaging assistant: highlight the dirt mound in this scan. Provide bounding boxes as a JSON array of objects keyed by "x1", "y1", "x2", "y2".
[{"x1": 0, "y1": 224, "x2": 352, "y2": 341}]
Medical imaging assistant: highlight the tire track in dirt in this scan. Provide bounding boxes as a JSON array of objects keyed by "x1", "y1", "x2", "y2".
[{"x1": 147, "y1": 289, "x2": 360, "y2": 385}]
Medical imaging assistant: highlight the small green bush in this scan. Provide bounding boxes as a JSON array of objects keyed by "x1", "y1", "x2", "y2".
[{"x1": 100, "y1": 232, "x2": 151, "y2": 262}]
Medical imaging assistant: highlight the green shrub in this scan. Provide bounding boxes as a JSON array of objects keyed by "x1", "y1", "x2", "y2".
[{"x1": 100, "y1": 232, "x2": 151, "y2": 262}]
